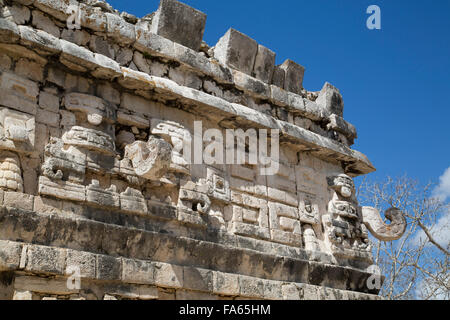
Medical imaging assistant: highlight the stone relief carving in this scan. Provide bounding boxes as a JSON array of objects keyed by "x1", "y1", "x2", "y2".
[
  {"x1": 324, "y1": 173, "x2": 406, "y2": 259},
  {"x1": 151, "y1": 120, "x2": 190, "y2": 174},
  {"x1": 0, "y1": 107, "x2": 35, "y2": 154},
  {"x1": 0, "y1": 152, "x2": 24, "y2": 192},
  {"x1": 324, "y1": 173, "x2": 371, "y2": 258},
  {"x1": 124, "y1": 135, "x2": 172, "y2": 181},
  {"x1": 177, "y1": 179, "x2": 211, "y2": 228},
  {"x1": 361, "y1": 207, "x2": 407, "y2": 241}
]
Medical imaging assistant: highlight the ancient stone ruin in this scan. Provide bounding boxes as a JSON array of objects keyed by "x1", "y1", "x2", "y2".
[{"x1": 0, "y1": 0, "x2": 406, "y2": 300}]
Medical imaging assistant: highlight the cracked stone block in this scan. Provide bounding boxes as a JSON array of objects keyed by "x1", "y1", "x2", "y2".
[
  {"x1": 279, "y1": 59, "x2": 305, "y2": 94},
  {"x1": 214, "y1": 28, "x2": 258, "y2": 75},
  {"x1": 150, "y1": 0, "x2": 207, "y2": 51},
  {"x1": 253, "y1": 44, "x2": 275, "y2": 83},
  {"x1": 316, "y1": 82, "x2": 344, "y2": 117}
]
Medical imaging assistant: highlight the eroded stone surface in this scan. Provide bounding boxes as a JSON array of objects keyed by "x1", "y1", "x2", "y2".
[{"x1": 0, "y1": 0, "x2": 394, "y2": 301}]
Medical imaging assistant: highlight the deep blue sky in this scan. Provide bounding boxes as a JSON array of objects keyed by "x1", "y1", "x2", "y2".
[{"x1": 108, "y1": 0, "x2": 450, "y2": 185}]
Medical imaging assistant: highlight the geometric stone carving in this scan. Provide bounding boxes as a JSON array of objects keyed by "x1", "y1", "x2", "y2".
[
  {"x1": 86, "y1": 180, "x2": 120, "y2": 209},
  {"x1": 0, "y1": 107, "x2": 35, "y2": 153},
  {"x1": 0, "y1": 151, "x2": 23, "y2": 192},
  {"x1": 41, "y1": 138, "x2": 86, "y2": 183},
  {"x1": 151, "y1": 120, "x2": 189, "y2": 174},
  {"x1": 214, "y1": 28, "x2": 258, "y2": 75},
  {"x1": 229, "y1": 191, "x2": 270, "y2": 240},
  {"x1": 62, "y1": 126, "x2": 116, "y2": 156},
  {"x1": 64, "y1": 92, "x2": 115, "y2": 125},
  {"x1": 150, "y1": 0, "x2": 207, "y2": 51},
  {"x1": 303, "y1": 224, "x2": 320, "y2": 252},
  {"x1": 298, "y1": 192, "x2": 320, "y2": 226},
  {"x1": 123, "y1": 135, "x2": 172, "y2": 181},
  {"x1": 206, "y1": 166, "x2": 230, "y2": 202},
  {"x1": 178, "y1": 180, "x2": 211, "y2": 228},
  {"x1": 38, "y1": 176, "x2": 86, "y2": 202},
  {"x1": 120, "y1": 187, "x2": 148, "y2": 215},
  {"x1": 268, "y1": 201, "x2": 302, "y2": 246}
]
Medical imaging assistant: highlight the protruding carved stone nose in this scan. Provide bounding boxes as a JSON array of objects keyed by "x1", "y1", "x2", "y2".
[
  {"x1": 361, "y1": 206, "x2": 407, "y2": 241},
  {"x1": 124, "y1": 135, "x2": 173, "y2": 181}
]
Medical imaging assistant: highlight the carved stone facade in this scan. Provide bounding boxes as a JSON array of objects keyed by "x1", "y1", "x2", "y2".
[{"x1": 0, "y1": 0, "x2": 405, "y2": 300}]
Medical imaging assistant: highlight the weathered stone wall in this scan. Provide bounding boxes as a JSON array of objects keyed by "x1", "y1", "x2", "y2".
[{"x1": 0, "y1": 0, "x2": 405, "y2": 300}]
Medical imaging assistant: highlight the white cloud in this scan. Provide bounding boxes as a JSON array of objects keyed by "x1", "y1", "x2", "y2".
[
  {"x1": 411, "y1": 209, "x2": 450, "y2": 248},
  {"x1": 432, "y1": 167, "x2": 450, "y2": 202}
]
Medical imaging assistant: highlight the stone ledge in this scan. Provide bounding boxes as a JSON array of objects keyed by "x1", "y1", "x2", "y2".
[
  {"x1": 0, "y1": 239, "x2": 381, "y2": 300},
  {"x1": 1, "y1": 3, "x2": 358, "y2": 142},
  {"x1": 0, "y1": 206, "x2": 377, "y2": 294},
  {"x1": 0, "y1": 20, "x2": 373, "y2": 175}
]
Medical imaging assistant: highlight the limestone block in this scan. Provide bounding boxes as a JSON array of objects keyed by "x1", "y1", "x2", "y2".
[
  {"x1": 33, "y1": 0, "x2": 79, "y2": 22},
  {"x1": 13, "y1": 291, "x2": 32, "y2": 300},
  {"x1": 316, "y1": 82, "x2": 344, "y2": 117},
  {"x1": 0, "y1": 71, "x2": 39, "y2": 109},
  {"x1": 147, "y1": 200, "x2": 177, "y2": 221},
  {"x1": 232, "y1": 69, "x2": 270, "y2": 98},
  {"x1": 150, "y1": 0, "x2": 207, "y2": 51},
  {"x1": 117, "y1": 111, "x2": 149, "y2": 129},
  {"x1": 0, "y1": 53, "x2": 12, "y2": 72},
  {"x1": 96, "y1": 254, "x2": 121, "y2": 281},
  {"x1": 134, "y1": 30, "x2": 175, "y2": 58},
  {"x1": 105, "y1": 12, "x2": 135, "y2": 45},
  {"x1": 3, "y1": 191, "x2": 33, "y2": 211},
  {"x1": 15, "y1": 58, "x2": 43, "y2": 82},
  {"x1": 0, "y1": 153, "x2": 24, "y2": 193},
  {"x1": 79, "y1": 4, "x2": 107, "y2": 33},
  {"x1": 263, "y1": 280, "x2": 283, "y2": 300},
  {"x1": 39, "y1": 91, "x2": 59, "y2": 113},
  {"x1": 38, "y1": 176, "x2": 86, "y2": 202},
  {"x1": 0, "y1": 240, "x2": 22, "y2": 271},
  {"x1": 239, "y1": 275, "x2": 264, "y2": 298},
  {"x1": 65, "y1": 249, "x2": 96, "y2": 279},
  {"x1": 182, "y1": 267, "x2": 213, "y2": 292},
  {"x1": 59, "y1": 39, "x2": 97, "y2": 71},
  {"x1": 8, "y1": 5, "x2": 30, "y2": 25},
  {"x1": 18, "y1": 25, "x2": 61, "y2": 55},
  {"x1": 121, "y1": 258, "x2": 155, "y2": 285},
  {"x1": 31, "y1": 10, "x2": 60, "y2": 38},
  {"x1": 0, "y1": 108, "x2": 35, "y2": 153},
  {"x1": 271, "y1": 65, "x2": 285, "y2": 88},
  {"x1": 214, "y1": 28, "x2": 258, "y2": 75},
  {"x1": 153, "y1": 262, "x2": 184, "y2": 289},
  {"x1": 89, "y1": 35, "x2": 115, "y2": 59},
  {"x1": 268, "y1": 202, "x2": 302, "y2": 246},
  {"x1": 25, "y1": 245, "x2": 66, "y2": 275},
  {"x1": 213, "y1": 271, "x2": 239, "y2": 296},
  {"x1": 62, "y1": 126, "x2": 115, "y2": 156},
  {"x1": 279, "y1": 59, "x2": 305, "y2": 94},
  {"x1": 253, "y1": 44, "x2": 275, "y2": 83},
  {"x1": 61, "y1": 29, "x2": 90, "y2": 46},
  {"x1": 86, "y1": 180, "x2": 119, "y2": 209},
  {"x1": 64, "y1": 92, "x2": 114, "y2": 125},
  {"x1": 120, "y1": 187, "x2": 148, "y2": 215},
  {"x1": 92, "y1": 53, "x2": 122, "y2": 79},
  {"x1": 14, "y1": 276, "x2": 78, "y2": 295},
  {"x1": 36, "y1": 108, "x2": 59, "y2": 127},
  {"x1": 0, "y1": 18, "x2": 20, "y2": 44},
  {"x1": 97, "y1": 83, "x2": 121, "y2": 105}
]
